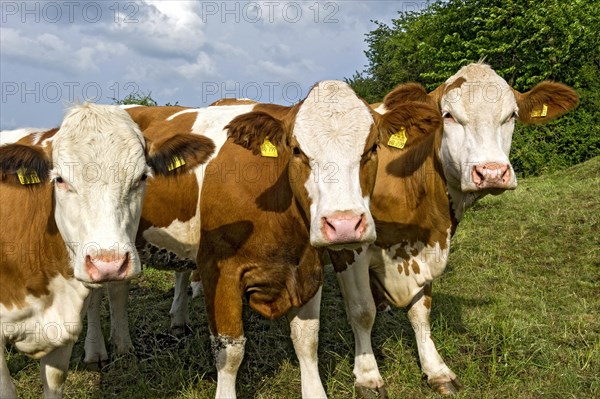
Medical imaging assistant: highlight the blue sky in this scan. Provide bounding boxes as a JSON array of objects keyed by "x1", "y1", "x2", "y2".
[{"x1": 0, "y1": 1, "x2": 424, "y2": 130}]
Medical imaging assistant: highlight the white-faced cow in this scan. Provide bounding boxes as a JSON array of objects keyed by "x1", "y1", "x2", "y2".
[
  {"x1": 197, "y1": 80, "x2": 442, "y2": 399},
  {"x1": 329, "y1": 63, "x2": 579, "y2": 396},
  {"x1": 0, "y1": 103, "x2": 214, "y2": 399}
]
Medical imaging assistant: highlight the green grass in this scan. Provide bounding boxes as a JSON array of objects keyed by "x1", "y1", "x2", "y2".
[{"x1": 6, "y1": 157, "x2": 599, "y2": 398}]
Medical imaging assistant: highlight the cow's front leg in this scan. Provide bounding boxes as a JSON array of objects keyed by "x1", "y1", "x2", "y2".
[
  {"x1": 0, "y1": 337, "x2": 17, "y2": 399},
  {"x1": 84, "y1": 287, "x2": 108, "y2": 366},
  {"x1": 287, "y1": 286, "x2": 327, "y2": 398},
  {"x1": 40, "y1": 343, "x2": 74, "y2": 399},
  {"x1": 108, "y1": 281, "x2": 133, "y2": 355},
  {"x1": 202, "y1": 262, "x2": 245, "y2": 399},
  {"x1": 407, "y1": 283, "x2": 462, "y2": 394},
  {"x1": 170, "y1": 270, "x2": 191, "y2": 335},
  {"x1": 333, "y1": 249, "x2": 387, "y2": 398}
]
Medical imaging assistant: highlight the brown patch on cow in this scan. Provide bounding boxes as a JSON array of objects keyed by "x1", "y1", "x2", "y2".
[
  {"x1": 411, "y1": 260, "x2": 420, "y2": 274},
  {"x1": 423, "y1": 282, "x2": 433, "y2": 309},
  {"x1": 0, "y1": 179, "x2": 70, "y2": 309},
  {"x1": 444, "y1": 77, "x2": 466, "y2": 94},
  {"x1": 329, "y1": 249, "x2": 357, "y2": 273},
  {"x1": 209, "y1": 98, "x2": 258, "y2": 106},
  {"x1": 512, "y1": 81, "x2": 579, "y2": 125}
]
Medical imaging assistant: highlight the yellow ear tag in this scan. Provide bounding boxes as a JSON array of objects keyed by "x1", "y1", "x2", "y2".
[
  {"x1": 531, "y1": 104, "x2": 548, "y2": 118},
  {"x1": 260, "y1": 137, "x2": 278, "y2": 158},
  {"x1": 167, "y1": 155, "x2": 186, "y2": 171},
  {"x1": 387, "y1": 127, "x2": 408, "y2": 149},
  {"x1": 17, "y1": 167, "x2": 41, "y2": 185}
]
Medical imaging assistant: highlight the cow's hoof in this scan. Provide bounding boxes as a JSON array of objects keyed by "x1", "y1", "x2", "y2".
[
  {"x1": 429, "y1": 377, "x2": 463, "y2": 395},
  {"x1": 84, "y1": 358, "x2": 109, "y2": 372},
  {"x1": 356, "y1": 384, "x2": 388, "y2": 399},
  {"x1": 171, "y1": 323, "x2": 193, "y2": 337}
]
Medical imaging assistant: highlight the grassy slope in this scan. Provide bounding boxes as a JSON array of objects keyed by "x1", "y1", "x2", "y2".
[{"x1": 7, "y1": 157, "x2": 599, "y2": 398}]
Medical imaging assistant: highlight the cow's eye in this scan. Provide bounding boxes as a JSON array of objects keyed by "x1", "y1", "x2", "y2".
[
  {"x1": 140, "y1": 173, "x2": 148, "y2": 181},
  {"x1": 442, "y1": 111, "x2": 456, "y2": 123},
  {"x1": 293, "y1": 147, "x2": 301, "y2": 156},
  {"x1": 55, "y1": 176, "x2": 64, "y2": 184},
  {"x1": 371, "y1": 144, "x2": 378, "y2": 153}
]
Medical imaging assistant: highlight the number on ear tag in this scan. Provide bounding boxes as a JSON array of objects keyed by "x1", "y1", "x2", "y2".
[
  {"x1": 387, "y1": 127, "x2": 408, "y2": 149},
  {"x1": 531, "y1": 104, "x2": 548, "y2": 118},
  {"x1": 17, "y1": 168, "x2": 41, "y2": 185},
  {"x1": 260, "y1": 137, "x2": 278, "y2": 158}
]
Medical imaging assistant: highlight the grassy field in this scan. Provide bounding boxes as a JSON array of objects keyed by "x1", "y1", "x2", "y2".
[{"x1": 6, "y1": 157, "x2": 599, "y2": 398}]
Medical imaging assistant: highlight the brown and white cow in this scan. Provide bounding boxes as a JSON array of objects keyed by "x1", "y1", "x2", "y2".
[
  {"x1": 0, "y1": 103, "x2": 214, "y2": 398},
  {"x1": 330, "y1": 63, "x2": 579, "y2": 395},
  {"x1": 196, "y1": 80, "x2": 442, "y2": 399}
]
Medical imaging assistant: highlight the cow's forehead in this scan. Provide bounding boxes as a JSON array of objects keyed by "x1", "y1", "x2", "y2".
[
  {"x1": 53, "y1": 103, "x2": 146, "y2": 163},
  {"x1": 443, "y1": 63, "x2": 516, "y2": 116},
  {"x1": 293, "y1": 80, "x2": 374, "y2": 160}
]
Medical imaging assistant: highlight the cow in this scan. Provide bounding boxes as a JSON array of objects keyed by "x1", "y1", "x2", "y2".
[
  {"x1": 0, "y1": 103, "x2": 215, "y2": 399},
  {"x1": 196, "y1": 80, "x2": 443, "y2": 399},
  {"x1": 328, "y1": 63, "x2": 579, "y2": 396}
]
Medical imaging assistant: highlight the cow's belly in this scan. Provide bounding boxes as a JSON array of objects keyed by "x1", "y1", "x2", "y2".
[
  {"x1": 0, "y1": 274, "x2": 89, "y2": 359},
  {"x1": 141, "y1": 215, "x2": 199, "y2": 270},
  {"x1": 368, "y1": 239, "x2": 450, "y2": 308}
]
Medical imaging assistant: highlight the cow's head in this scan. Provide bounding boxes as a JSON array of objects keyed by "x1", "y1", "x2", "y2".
[
  {"x1": 0, "y1": 103, "x2": 215, "y2": 284},
  {"x1": 227, "y1": 80, "x2": 428, "y2": 250},
  {"x1": 382, "y1": 63, "x2": 578, "y2": 194}
]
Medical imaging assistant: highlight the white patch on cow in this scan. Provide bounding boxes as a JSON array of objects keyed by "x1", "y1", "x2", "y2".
[
  {"x1": 0, "y1": 127, "x2": 47, "y2": 145},
  {"x1": 368, "y1": 228, "x2": 451, "y2": 308},
  {"x1": 293, "y1": 80, "x2": 376, "y2": 247},
  {"x1": 0, "y1": 274, "x2": 89, "y2": 359},
  {"x1": 51, "y1": 103, "x2": 148, "y2": 283},
  {"x1": 439, "y1": 63, "x2": 518, "y2": 196},
  {"x1": 143, "y1": 218, "x2": 199, "y2": 260},
  {"x1": 119, "y1": 104, "x2": 143, "y2": 109},
  {"x1": 212, "y1": 335, "x2": 246, "y2": 399}
]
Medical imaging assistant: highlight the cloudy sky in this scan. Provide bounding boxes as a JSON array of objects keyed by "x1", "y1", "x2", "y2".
[{"x1": 0, "y1": 1, "x2": 421, "y2": 130}]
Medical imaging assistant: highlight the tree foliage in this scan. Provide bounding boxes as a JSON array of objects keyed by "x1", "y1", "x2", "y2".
[{"x1": 348, "y1": 0, "x2": 600, "y2": 176}]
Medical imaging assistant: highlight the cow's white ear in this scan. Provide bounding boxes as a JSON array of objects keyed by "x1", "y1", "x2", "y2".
[
  {"x1": 146, "y1": 134, "x2": 215, "y2": 175},
  {"x1": 0, "y1": 144, "x2": 51, "y2": 186},
  {"x1": 513, "y1": 82, "x2": 579, "y2": 125}
]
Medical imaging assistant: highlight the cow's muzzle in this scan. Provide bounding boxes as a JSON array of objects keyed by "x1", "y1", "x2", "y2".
[
  {"x1": 321, "y1": 212, "x2": 367, "y2": 245},
  {"x1": 85, "y1": 250, "x2": 131, "y2": 282},
  {"x1": 471, "y1": 163, "x2": 515, "y2": 190}
]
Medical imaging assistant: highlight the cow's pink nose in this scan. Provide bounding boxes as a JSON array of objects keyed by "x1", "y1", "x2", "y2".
[
  {"x1": 472, "y1": 163, "x2": 512, "y2": 189},
  {"x1": 321, "y1": 212, "x2": 366, "y2": 244},
  {"x1": 85, "y1": 251, "x2": 130, "y2": 282}
]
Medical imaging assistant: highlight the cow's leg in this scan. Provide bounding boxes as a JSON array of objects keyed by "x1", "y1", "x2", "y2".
[
  {"x1": 108, "y1": 281, "x2": 133, "y2": 355},
  {"x1": 40, "y1": 343, "x2": 73, "y2": 399},
  {"x1": 0, "y1": 337, "x2": 17, "y2": 399},
  {"x1": 169, "y1": 270, "x2": 191, "y2": 334},
  {"x1": 335, "y1": 252, "x2": 387, "y2": 397},
  {"x1": 203, "y1": 262, "x2": 245, "y2": 399},
  {"x1": 407, "y1": 283, "x2": 462, "y2": 394},
  {"x1": 287, "y1": 286, "x2": 327, "y2": 399},
  {"x1": 84, "y1": 286, "x2": 108, "y2": 366}
]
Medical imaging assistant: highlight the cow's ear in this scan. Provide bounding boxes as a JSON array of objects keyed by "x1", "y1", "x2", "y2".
[
  {"x1": 514, "y1": 81, "x2": 579, "y2": 125},
  {"x1": 146, "y1": 134, "x2": 215, "y2": 175},
  {"x1": 383, "y1": 83, "x2": 431, "y2": 108},
  {"x1": 226, "y1": 111, "x2": 288, "y2": 156},
  {"x1": 378, "y1": 101, "x2": 442, "y2": 150},
  {"x1": 0, "y1": 144, "x2": 51, "y2": 186}
]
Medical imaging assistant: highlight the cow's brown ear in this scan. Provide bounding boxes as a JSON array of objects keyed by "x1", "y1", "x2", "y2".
[
  {"x1": 378, "y1": 101, "x2": 442, "y2": 150},
  {"x1": 146, "y1": 134, "x2": 215, "y2": 175},
  {"x1": 226, "y1": 111, "x2": 287, "y2": 155},
  {"x1": 383, "y1": 83, "x2": 433, "y2": 110},
  {"x1": 514, "y1": 81, "x2": 579, "y2": 125},
  {"x1": 0, "y1": 144, "x2": 51, "y2": 186}
]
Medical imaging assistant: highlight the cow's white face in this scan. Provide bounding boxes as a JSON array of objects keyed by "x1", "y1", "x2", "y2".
[
  {"x1": 292, "y1": 81, "x2": 377, "y2": 249},
  {"x1": 51, "y1": 104, "x2": 149, "y2": 283},
  {"x1": 440, "y1": 64, "x2": 518, "y2": 193}
]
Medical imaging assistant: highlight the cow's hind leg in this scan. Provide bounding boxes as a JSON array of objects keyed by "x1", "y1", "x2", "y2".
[
  {"x1": 170, "y1": 270, "x2": 191, "y2": 335},
  {"x1": 40, "y1": 343, "x2": 74, "y2": 399},
  {"x1": 407, "y1": 283, "x2": 462, "y2": 394},
  {"x1": 84, "y1": 287, "x2": 108, "y2": 367},
  {"x1": 334, "y1": 250, "x2": 387, "y2": 398},
  {"x1": 287, "y1": 286, "x2": 327, "y2": 399},
  {"x1": 0, "y1": 338, "x2": 17, "y2": 399}
]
